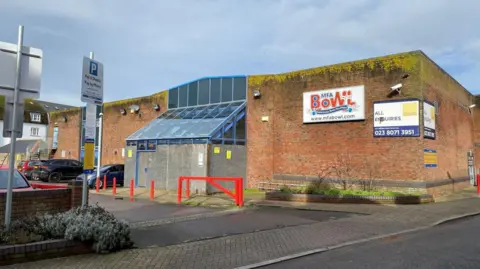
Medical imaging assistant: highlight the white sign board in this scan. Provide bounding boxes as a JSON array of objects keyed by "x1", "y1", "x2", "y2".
[
  {"x1": 373, "y1": 99, "x2": 420, "y2": 137},
  {"x1": 0, "y1": 41, "x2": 42, "y2": 99},
  {"x1": 81, "y1": 57, "x2": 103, "y2": 104},
  {"x1": 198, "y1": 152, "x2": 204, "y2": 167},
  {"x1": 303, "y1": 85, "x2": 365, "y2": 123},
  {"x1": 423, "y1": 101, "x2": 436, "y2": 139},
  {"x1": 84, "y1": 104, "x2": 96, "y2": 142}
]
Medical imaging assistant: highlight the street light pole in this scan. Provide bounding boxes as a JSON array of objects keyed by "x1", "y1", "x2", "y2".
[
  {"x1": 96, "y1": 112, "x2": 103, "y2": 180},
  {"x1": 81, "y1": 51, "x2": 95, "y2": 207}
]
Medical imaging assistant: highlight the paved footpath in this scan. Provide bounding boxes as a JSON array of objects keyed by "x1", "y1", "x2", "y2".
[{"x1": 8, "y1": 197, "x2": 480, "y2": 269}]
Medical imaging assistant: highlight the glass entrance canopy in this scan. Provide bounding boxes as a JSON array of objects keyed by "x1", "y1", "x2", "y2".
[{"x1": 126, "y1": 101, "x2": 246, "y2": 143}]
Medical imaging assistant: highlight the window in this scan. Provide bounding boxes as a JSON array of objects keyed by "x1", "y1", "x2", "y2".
[
  {"x1": 179, "y1": 85, "x2": 188, "y2": 107},
  {"x1": 233, "y1": 77, "x2": 247, "y2": 101},
  {"x1": 198, "y1": 79, "x2": 210, "y2": 105},
  {"x1": 210, "y1": 79, "x2": 221, "y2": 104},
  {"x1": 51, "y1": 160, "x2": 67, "y2": 166},
  {"x1": 30, "y1": 127, "x2": 40, "y2": 137},
  {"x1": 168, "y1": 88, "x2": 179, "y2": 109},
  {"x1": 0, "y1": 170, "x2": 30, "y2": 189},
  {"x1": 188, "y1": 82, "x2": 198, "y2": 107},
  {"x1": 70, "y1": 160, "x2": 82, "y2": 167},
  {"x1": 235, "y1": 115, "x2": 246, "y2": 140},
  {"x1": 221, "y1": 78, "x2": 233, "y2": 102},
  {"x1": 30, "y1": 113, "x2": 41, "y2": 122},
  {"x1": 137, "y1": 140, "x2": 147, "y2": 151}
]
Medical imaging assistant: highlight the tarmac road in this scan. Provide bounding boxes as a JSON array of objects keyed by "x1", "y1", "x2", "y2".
[{"x1": 262, "y1": 215, "x2": 480, "y2": 269}]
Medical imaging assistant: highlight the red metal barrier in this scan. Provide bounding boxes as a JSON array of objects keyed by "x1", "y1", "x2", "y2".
[
  {"x1": 30, "y1": 183, "x2": 67, "y2": 189},
  {"x1": 96, "y1": 177, "x2": 100, "y2": 193},
  {"x1": 129, "y1": 179, "x2": 134, "y2": 201},
  {"x1": 113, "y1": 177, "x2": 117, "y2": 195},
  {"x1": 103, "y1": 175, "x2": 107, "y2": 191},
  {"x1": 150, "y1": 180, "x2": 155, "y2": 200},
  {"x1": 177, "y1": 176, "x2": 243, "y2": 207},
  {"x1": 477, "y1": 174, "x2": 480, "y2": 195}
]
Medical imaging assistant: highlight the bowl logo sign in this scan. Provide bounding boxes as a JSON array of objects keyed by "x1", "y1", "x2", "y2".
[{"x1": 310, "y1": 90, "x2": 357, "y2": 115}]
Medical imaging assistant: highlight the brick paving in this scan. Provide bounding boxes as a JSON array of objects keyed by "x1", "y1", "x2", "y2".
[{"x1": 7, "y1": 197, "x2": 480, "y2": 269}]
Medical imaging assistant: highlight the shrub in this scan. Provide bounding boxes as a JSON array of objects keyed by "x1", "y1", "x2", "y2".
[{"x1": 20, "y1": 204, "x2": 134, "y2": 253}]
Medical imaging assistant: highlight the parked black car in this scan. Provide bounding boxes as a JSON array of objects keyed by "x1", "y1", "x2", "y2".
[
  {"x1": 76, "y1": 164, "x2": 125, "y2": 188},
  {"x1": 31, "y1": 159, "x2": 84, "y2": 182}
]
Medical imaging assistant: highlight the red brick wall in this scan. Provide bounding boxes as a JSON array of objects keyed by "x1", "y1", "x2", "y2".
[
  {"x1": 0, "y1": 189, "x2": 71, "y2": 223},
  {"x1": 49, "y1": 110, "x2": 82, "y2": 159},
  {"x1": 0, "y1": 181, "x2": 87, "y2": 223},
  {"x1": 246, "y1": 51, "x2": 474, "y2": 187},
  {"x1": 101, "y1": 93, "x2": 167, "y2": 164},
  {"x1": 421, "y1": 57, "x2": 475, "y2": 181},
  {"x1": 473, "y1": 96, "x2": 480, "y2": 169},
  {"x1": 48, "y1": 92, "x2": 168, "y2": 165}
]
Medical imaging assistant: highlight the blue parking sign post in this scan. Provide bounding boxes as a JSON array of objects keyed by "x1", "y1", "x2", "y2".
[{"x1": 80, "y1": 51, "x2": 104, "y2": 207}]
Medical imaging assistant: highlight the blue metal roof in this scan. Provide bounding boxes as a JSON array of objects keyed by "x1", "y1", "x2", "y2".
[{"x1": 126, "y1": 101, "x2": 246, "y2": 141}]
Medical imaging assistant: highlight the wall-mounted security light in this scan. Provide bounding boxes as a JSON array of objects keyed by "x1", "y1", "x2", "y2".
[
  {"x1": 390, "y1": 83, "x2": 402, "y2": 92},
  {"x1": 387, "y1": 83, "x2": 402, "y2": 98},
  {"x1": 469, "y1": 104, "x2": 476, "y2": 109},
  {"x1": 253, "y1": 90, "x2": 261, "y2": 99},
  {"x1": 120, "y1": 108, "x2": 127, "y2": 115},
  {"x1": 153, "y1": 104, "x2": 160, "y2": 111},
  {"x1": 129, "y1": 104, "x2": 140, "y2": 114}
]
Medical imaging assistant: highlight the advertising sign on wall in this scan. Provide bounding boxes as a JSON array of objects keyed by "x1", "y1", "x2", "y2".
[
  {"x1": 424, "y1": 149, "x2": 437, "y2": 168},
  {"x1": 303, "y1": 85, "x2": 365, "y2": 123},
  {"x1": 373, "y1": 99, "x2": 420, "y2": 137},
  {"x1": 423, "y1": 101, "x2": 436, "y2": 139}
]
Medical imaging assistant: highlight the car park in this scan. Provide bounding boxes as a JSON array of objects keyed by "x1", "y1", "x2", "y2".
[
  {"x1": 76, "y1": 164, "x2": 125, "y2": 188},
  {"x1": 31, "y1": 159, "x2": 84, "y2": 183}
]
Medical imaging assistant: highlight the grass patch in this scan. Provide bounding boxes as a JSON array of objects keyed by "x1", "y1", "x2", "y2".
[
  {"x1": 279, "y1": 185, "x2": 415, "y2": 197},
  {"x1": 244, "y1": 188, "x2": 264, "y2": 194},
  {"x1": 182, "y1": 201, "x2": 202, "y2": 206}
]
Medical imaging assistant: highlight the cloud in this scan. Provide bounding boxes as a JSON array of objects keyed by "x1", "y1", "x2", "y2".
[{"x1": 0, "y1": 0, "x2": 478, "y2": 106}]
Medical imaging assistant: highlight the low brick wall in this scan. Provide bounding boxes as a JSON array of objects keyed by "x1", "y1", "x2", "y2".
[
  {"x1": 260, "y1": 175, "x2": 472, "y2": 197},
  {"x1": 0, "y1": 239, "x2": 92, "y2": 266},
  {"x1": 266, "y1": 192, "x2": 435, "y2": 205},
  {"x1": 0, "y1": 180, "x2": 87, "y2": 223}
]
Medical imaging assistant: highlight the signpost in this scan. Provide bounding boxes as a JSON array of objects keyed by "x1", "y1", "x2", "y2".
[
  {"x1": 81, "y1": 52, "x2": 103, "y2": 206},
  {"x1": 2, "y1": 25, "x2": 43, "y2": 227}
]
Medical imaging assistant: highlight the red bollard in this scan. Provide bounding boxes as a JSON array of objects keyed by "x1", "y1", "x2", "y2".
[
  {"x1": 95, "y1": 177, "x2": 100, "y2": 193},
  {"x1": 150, "y1": 180, "x2": 154, "y2": 200},
  {"x1": 103, "y1": 175, "x2": 107, "y2": 190},
  {"x1": 177, "y1": 177, "x2": 183, "y2": 204},
  {"x1": 477, "y1": 174, "x2": 480, "y2": 195},
  {"x1": 130, "y1": 179, "x2": 134, "y2": 201},
  {"x1": 186, "y1": 178, "x2": 190, "y2": 198},
  {"x1": 112, "y1": 177, "x2": 117, "y2": 195}
]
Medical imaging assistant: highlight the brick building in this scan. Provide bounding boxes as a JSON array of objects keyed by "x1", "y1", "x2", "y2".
[{"x1": 48, "y1": 50, "x2": 478, "y2": 196}]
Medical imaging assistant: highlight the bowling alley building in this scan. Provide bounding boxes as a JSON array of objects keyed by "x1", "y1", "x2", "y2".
[{"x1": 49, "y1": 50, "x2": 480, "y2": 196}]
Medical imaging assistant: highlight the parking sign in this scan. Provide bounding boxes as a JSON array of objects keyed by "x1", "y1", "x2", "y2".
[{"x1": 81, "y1": 56, "x2": 103, "y2": 104}]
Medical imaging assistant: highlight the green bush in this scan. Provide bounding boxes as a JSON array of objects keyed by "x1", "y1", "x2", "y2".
[{"x1": 7, "y1": 204, "x2": 134, "y2": 253}]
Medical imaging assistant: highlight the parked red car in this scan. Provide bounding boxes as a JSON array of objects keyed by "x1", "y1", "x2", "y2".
[
  {"x1": 0, "y1": 166, "x2": 34, "y2": 193},
  {"x1": 17, "y1": 160, "x2": 45, "y2": 180}
]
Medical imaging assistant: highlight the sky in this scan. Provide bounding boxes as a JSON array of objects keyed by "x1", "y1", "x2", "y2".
[{"x1": 0, "y1": 0, "x2": 478, "y2": 106}]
